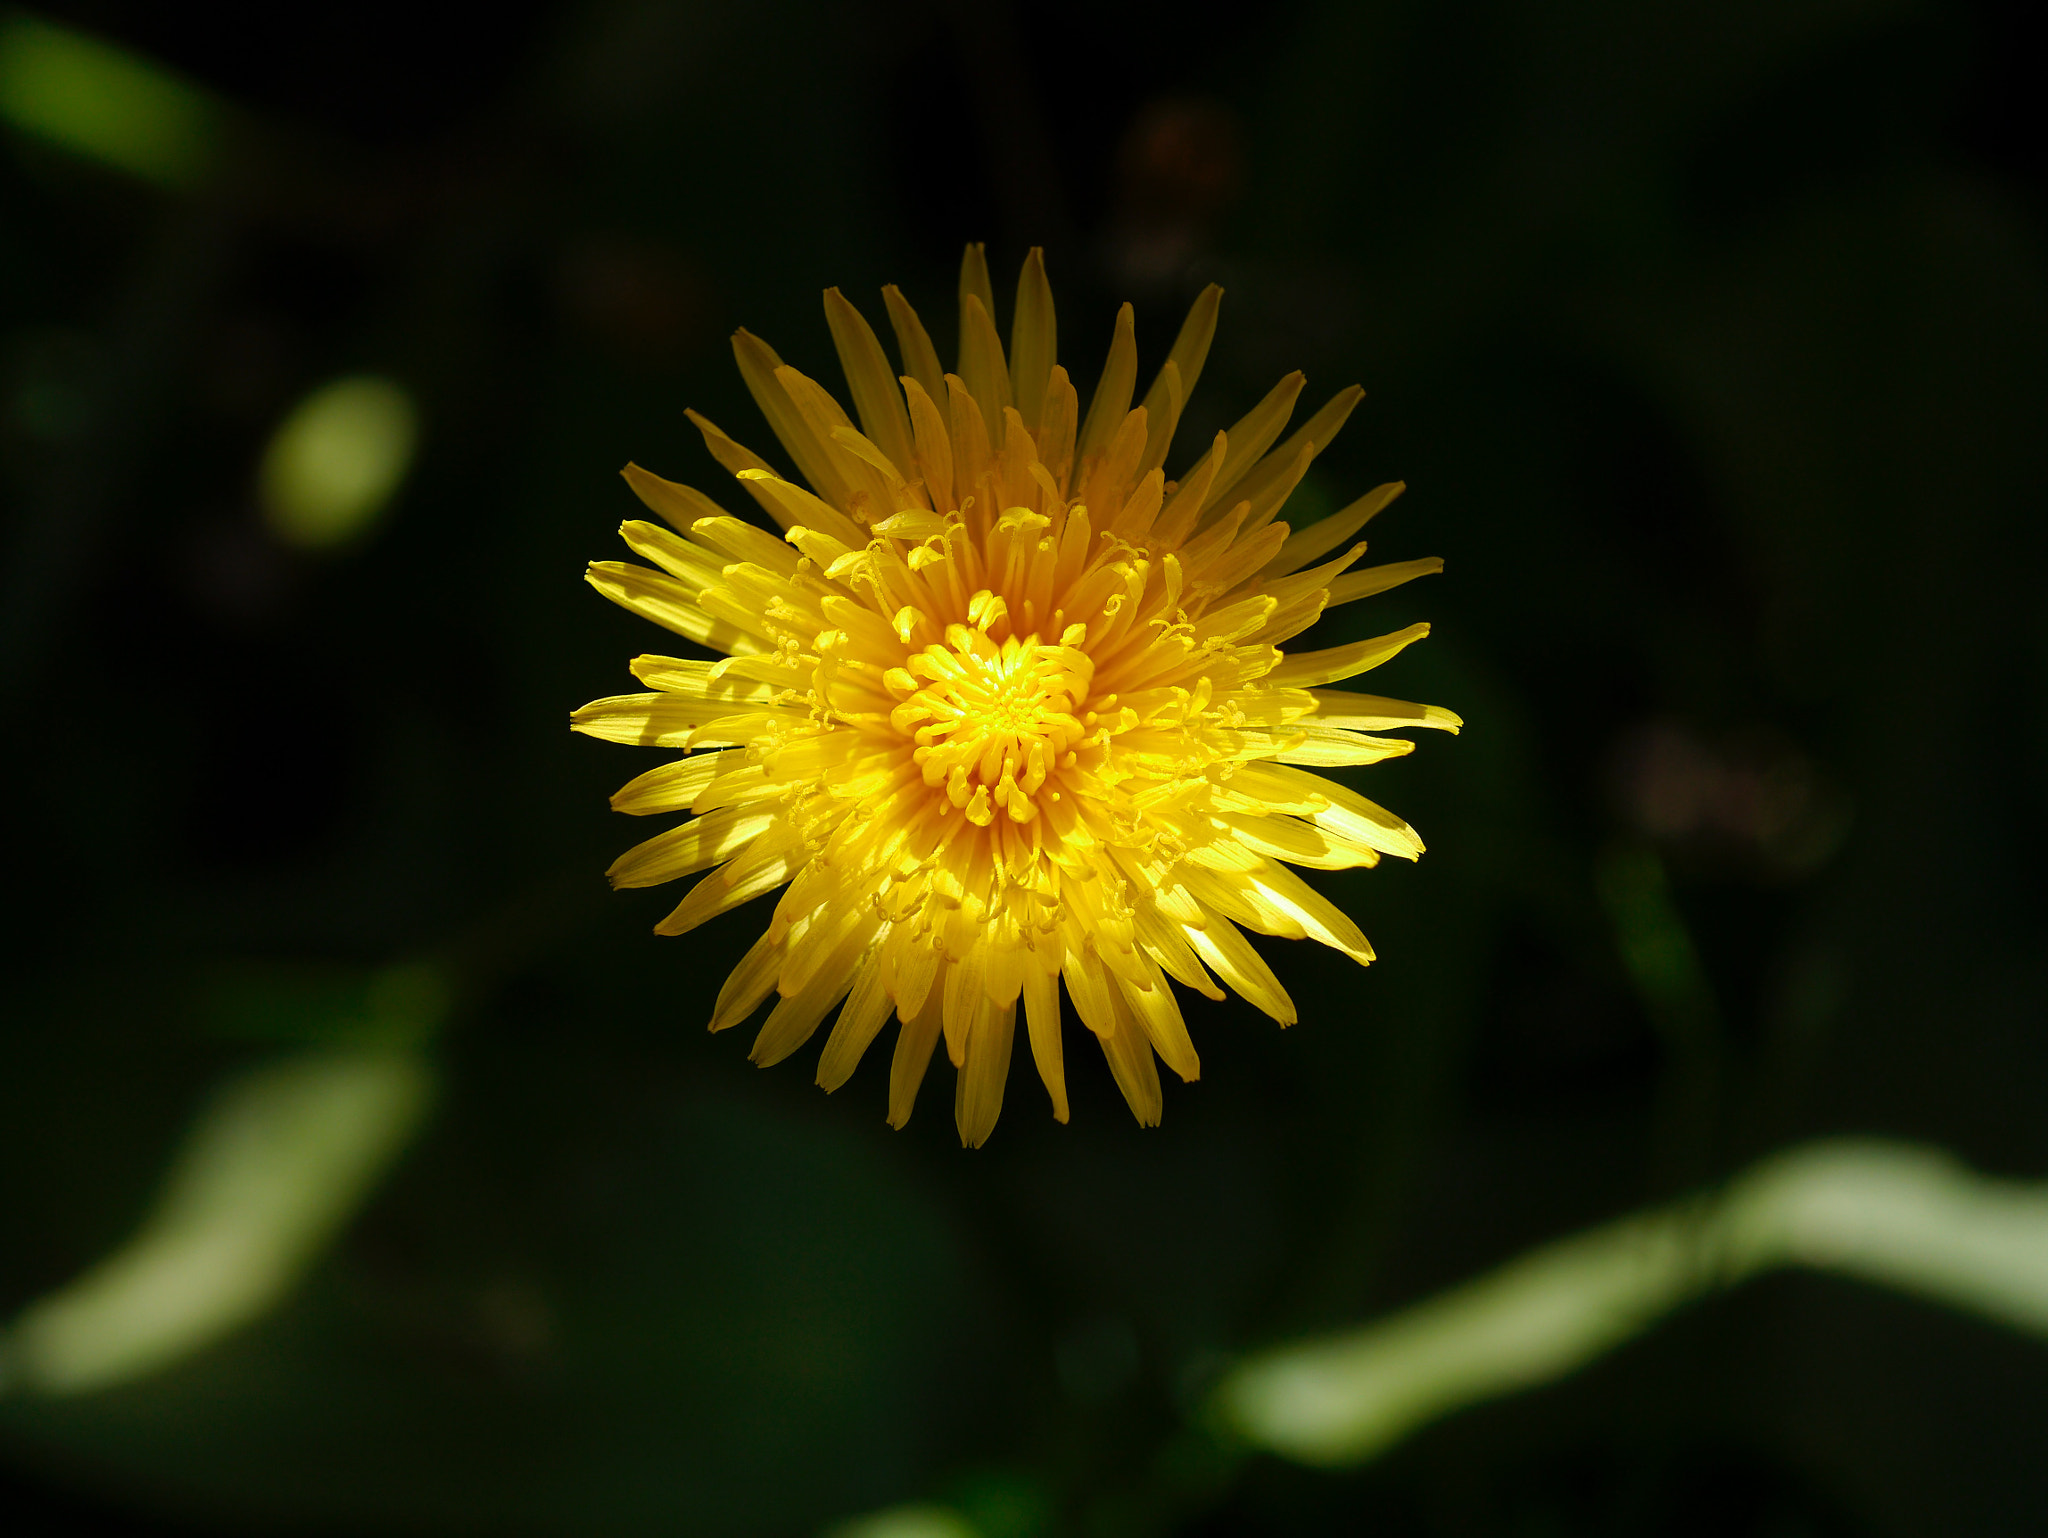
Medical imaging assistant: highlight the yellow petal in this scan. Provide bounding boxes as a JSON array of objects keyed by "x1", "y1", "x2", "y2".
[
  {"x1": 1062, "y1": 947, "x2": 1119, "y2": 1039},
  {"x1": 1233, "y1": 762, "x2": 1425, "y2": 861},
  {"x1": 1098, "y1": 986, "x2": 1164, "y2": 1127},
  {"x1": 684, "y1": 409, "x2": 775, "y2": 479},
  {"x1": 823, "y1": 287, "x2": 918, "y2": 479},
  {"x1": 1021, "y1": 966, "x2": 1068, "y2": 1122},
  {"x1": 1269, "y1": 727, "x2": 1417, "y2": 769},
  {"x1": 817, "y1": 942, "x2": 895, "y2": 1092},
  {"x1": 1239, "y1": 441, "x2": 1316, "y2": 535},
  {"x1": 1116, "y1": 967, "x2": 1200, "y2": 1083},
  {"x1": 732, "y1": 467, "x2": 866, "y2": 549},
  {"x1": 1076, "y1": 302, "x2": 1137, "y2": 470},
  {"x1": 1214, "y1": 809, "x2": 1381, "y2": 869},
  {"x1": 958, "y1": 241, "x2": 997, "y2": 344},
  {"x1": 773, "y1": 364, "x2": 898, "y2": 525},
  {"x1": 900, "y1": 375, "x2": 954, "y2": 513},
  {"x1": 605, "y1": 805, "x2": 779, "y2": 888},
  {"x1": 1008, "y1": 248, "x2": 1056, "y2": 432},
  {"x1": 1247, "y1": 862, "x2": 1375, "y2": 964},
  {"x1": 954, "y1": 997, "x2": 1016, "y2": 1148},
  {"x1": 887, "y1": 985, "x2": 945, "y2": 1129},
  {"x1": 957, "y1": 291, "x2": 1013, "y2": 429},
  {"x1": 571, "y1": 691, "x2": 792, "y2": 747},
  {"x1": 1308, "y1": 690, "x2": 1463, "y2": 733},
  {"x1": 751, "y1": 915, "x2": 872, "y2": 1067},
  {"x1": 882, "y1": 284, "x2": 945, "y2": 402},
  {"x1": 1137, "y1": 284, "x2": 1221, "y2": 474},
  {"x1": 1325, "y1": 557, "x2": 1444, "y2": 607},
  {"x1": 616, "y1": 518, "x2": 723, "y2": 587},
  {"x1": 1137, "y1": 359, "x2": 1183, "y2": 479},
  {"x1": 1231, "y1": 385, "x2": 1364, "y2": 519},
  {"x1": 1182, "y1": 913, "x2": 1296, "y2": 1025},
  {"x1": 1262, "y1": 623, "x2": 1431, "y2": 689},
  {"x1": 686, "y1": 512, "x2": 802, "y2": 574},
  {"x1": 609, "y1": 752, "x2": 733, "y2": 815},
  {"x1": 626, "y1": 654, "x2": 781, "y2": 701},
  {"x1": 621, "y1": 464, "x2": 732, "y2": 536},
  {"x1": 731, "y1": 329, "x2": 851, "y2": 507},
  {"x1": 583, "y1": 563, "x2": 770, "y2": 655},
  {"x1": 652, "y1": 828, "x2": 806, "y2": 936},
  {"x1": 1264, "y1": 481, "x2": 1406, "y2": 577},
  {"x1": 1190, "y1": 372, "x2": 1303, "y2": 518},
  {"x1": 711, "y1": 927, "x2": 784, "y2": 1031}
]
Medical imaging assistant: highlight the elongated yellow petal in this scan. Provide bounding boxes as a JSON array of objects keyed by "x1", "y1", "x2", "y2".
[
  {"x1": 1076, "y1": 302, "x2": 1137, "y2": 468},
  {"x1": 608, "y1": 752, "x2": 732, "y2": 815},
  {"x1": 752, "y1": 918, "x2": 869, "y2": 1067},
  {"x1": 823, "y1": 287, "x2": 918, "y2": 478},
  {"x1": 887, "y1": 985, "x2": 945, "y2": 1129},
  {"x1": 711, "y1": 927, "x2": 784, "y2": 1031},
  {"x1": 684, "y1": 409, "x2": 775, "y2": 479},
  {"x1": 959, "y1": 242, "x2": 997, "y2": 344},
  {"x1": 882, "y1": 284, "x2": 945, "y2": 401},
  {"x1": 1216, "y1": 809, "x2": 1381, "y2": 868},
  {"x1": 606, "y1": 806, "x2": 779, "y2": 887},
  {"x1": 584, "y1": 563, "x2": 771, "y2": 655},
  {"x1": 653, "y1": 829, "x2": 805, "y2": 936},
  {"x1": 1230, "y1": 386, "x2": 1365, "y2": 519},
  {"x1": 1116, "y1": 967, "x2": 1200, "y2": 1083},
  {"x1": 1309, "y1": 690, "x2": 1463, "y2": 732},
  {"x1": 1265, "y1": 481, "x2": 1406, "y2": 577},
  {"x1": 732, "y1": 329, "x2": 851, "y2": 508},
  {"x1": 1233, "y1": 761, "x2": 1425, "y2": 860},
  {"x1": 1326, "y1": 557, "x2": 1444, "y2": 606},
  {"x1": 733, "y1": 467, "x2": 867, "y2": 548},
  {"x1": 571, "y1": 691, "x2": 794, "y2": 747},
  {"x1": 955, "y1": 997, "x2": 1016, "y2": 1148},
  {"x1": 1270, "y1": 727, "x2": 1417, "y2": 769},
  {"x1": 1098, "y1": 985, "x2": 1164, "y2": 1126},
  {"x1": 626, "y1": 655, "x2": 781, "y2": 701},
  {"x1": 621, "y1": 463, "x2": 731, "y2": 535},
  {"x1": 1021, "y1": 966, "x2": 1068, "y2": 1122},
  {"x1": 817, "y1": 945, "x2": 895, "y2": 1091},
  {"x1": 1239, "y1": 441, "x2": 1317, "y2": 536},
  {"x1": 1008, "y1": 247, "x2": 1056, "y2": 431},
  {"x1": 957, "y1": 292, "x2": 1013, "y2": 429},
  {"x1": 1191, "y1": 372, "x2": 1303, "y2": 517},
  {"x1": 1263, "y1": 623, "x2": 1431, "y2": 689},
  {"x1": 1185, "y1": 914, "x2": 1295, "y2": 1025},
  {"x1": 1139, "y1": 284, "x2": 1222, "y2": 455},
  {"x1": 616, "y1": 518, "x2": 724, "y2": 587}
]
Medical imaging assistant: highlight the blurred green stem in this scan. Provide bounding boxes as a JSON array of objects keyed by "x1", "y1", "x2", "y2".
[{"x1": 1216, "y1": 1138, "x2": 2048, "y2": 1466}]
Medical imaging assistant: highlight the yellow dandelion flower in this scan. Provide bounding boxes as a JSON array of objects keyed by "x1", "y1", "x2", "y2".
[{"x1": 572, "y1": 246, "x2": 1458, "y2": 1145}]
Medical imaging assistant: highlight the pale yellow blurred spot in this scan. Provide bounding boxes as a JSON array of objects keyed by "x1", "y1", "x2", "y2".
[
  {"x1": 823, "y1": 1506, "x2": 980, "y2": 1538},
  {"x1": 260, "y1": 375, "x2": 420, "y2": 551}
]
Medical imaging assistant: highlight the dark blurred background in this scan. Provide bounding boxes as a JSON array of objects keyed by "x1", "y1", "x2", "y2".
[{"x1": 2, "y1": 0, "x2": 2045, "y2": 1533}]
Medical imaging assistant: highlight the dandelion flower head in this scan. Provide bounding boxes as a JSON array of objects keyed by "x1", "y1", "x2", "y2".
[{"x1": 572, "y1": 247, "x2": 1458, "y2": 1145}]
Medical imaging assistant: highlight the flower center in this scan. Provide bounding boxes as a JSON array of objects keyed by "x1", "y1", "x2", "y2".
[{"x1": 887, "y1": 625, "x2": 1093, "y2": 826}]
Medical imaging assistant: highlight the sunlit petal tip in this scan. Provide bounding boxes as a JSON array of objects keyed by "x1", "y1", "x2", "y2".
[{"x1": 576, "y1": 251, "x2": 1450, "y2": 1137}]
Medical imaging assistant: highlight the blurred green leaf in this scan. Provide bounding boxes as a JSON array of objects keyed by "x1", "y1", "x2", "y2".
[
  {"x1": 1, "y1": 1047, "x2": 433, "y2": 1396},
  {"x1": 0, "y1": 12, "x2": 220, "y2": 188}
]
